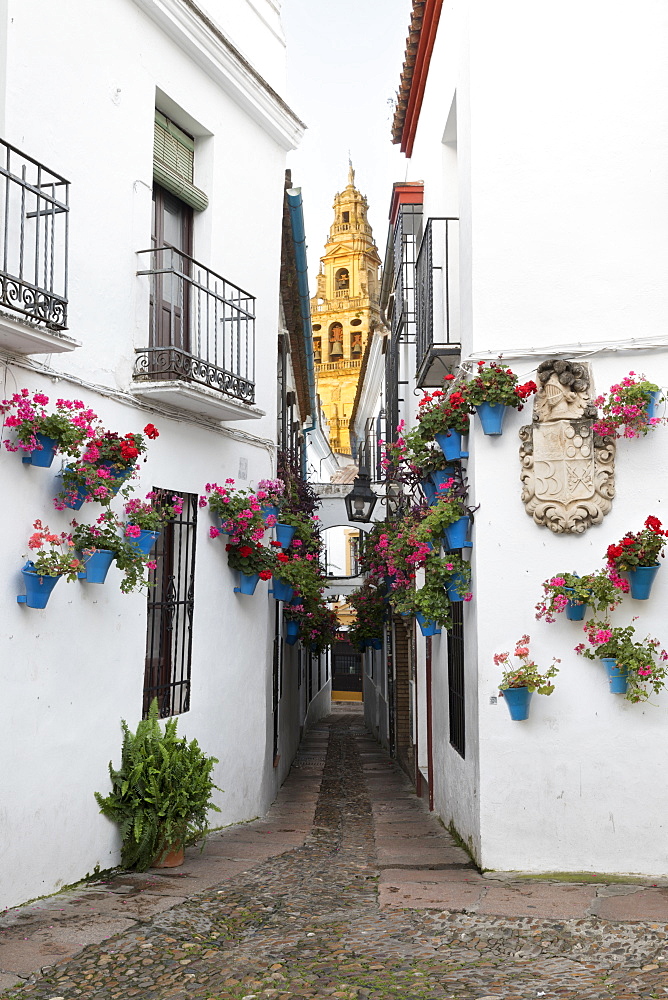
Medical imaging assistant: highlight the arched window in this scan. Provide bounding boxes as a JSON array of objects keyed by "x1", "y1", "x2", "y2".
[
  {"x1": 329, "y1": 322, "x2": 344, "y2": 358},
  {"x1": 335, "y1": 268, "x2": 349, "y2": 291},
  {"x1": 313, "y1": 337, "x2": 321, "y2": 362}
]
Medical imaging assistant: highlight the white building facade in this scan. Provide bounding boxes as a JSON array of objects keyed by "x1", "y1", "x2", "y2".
[
  {"x1": 0, "y1": 0, "x2": 331, "y2": 911},
  {"x1": 359, "y1": 0, "x2": 668, "y2": 876}
]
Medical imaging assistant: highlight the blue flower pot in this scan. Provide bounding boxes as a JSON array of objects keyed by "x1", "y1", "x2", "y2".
[
  {"x1": 430, "y1": 465, "x2": 458, "y2": 494},
  {"x1": 60, "y1": 469, "x2": 89, "y2": 510},
  {"x1": 420, "y1": 478, "x2": 437, "y2": 504},
  {"x1": 127, "y1": 528, "x2": 160, "y2": 555},
  {"x1": 445, "y1": 574, "x2": 467, "y2": 602},
  {"x1": 272, "y1": 578, "x2": 294, "y2": 602},
  {"x1": 77, "y1": 549, "x2": 115, "y2": 584},
  {"x1": 475, "y1": 402, "x2": 508, "y2": 436},
  {"x1": 17, "y1": 562, "x2": 60, "y2": 608},
  {"x1": 261, "y1": 504, "x2": 279, "y2": 524},
  {"x1": 502, "y1": 686, "x2": 532, "y2": 721},
  {"x1": 601, "y1": 657, "x2": 628, "y2": 695},
  {"x1": 565, "y1": 599, "x2": 587, "y2": 621},
  {"x1": 434, "y1": 430, "x2": 468, "y2": 461},
  {"x1": 235, "y1": 572, "x2": 260, "y2": 595},
  {"x1": 370, "y1": 637, "x2": 382, "y2": 650},
  {"x1": 276, "y1": 523, "x2": 296, "y2": 549},
  {"x1": 645, "y1": 390, "x2": 661, "y2": 421},
  {"x1": 444, "y1": 516, "x2": 471, "y2": 550},
  {"x1": 285, "y1": 620, "x2": 300, "y2": 645},
  {"x1": 21, "y1": 433, "x2": 58, "y2": 467},
  {"x1": 416, "y1": 612, "x2": 441, "y2": 637},
  {"x1": 99, "y1": 463, "x2": 133, "y2": 496},
  {"x1": 625, "y1": 564, "x2": 660, "y2": 600}
]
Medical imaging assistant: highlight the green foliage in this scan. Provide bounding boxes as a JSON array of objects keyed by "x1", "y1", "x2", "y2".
[
  {"x1": 496, "y1": 635, "x2": 559, "y2": 695},
  {"x1": 535, "y1": 569, "x2": 624, "y2": 621},
  {"x1": 95, "y1": 700, "x2": 221, "y2": 871},
  {"x1": 71, "y1": 510, "x2": 151, "y2": 594},
  {"x1": 576, "y1": 620, "x2": 668, "y2": 703},
  {"x1": 347, "y1": 582, "x2": 386, "y2": 648}
]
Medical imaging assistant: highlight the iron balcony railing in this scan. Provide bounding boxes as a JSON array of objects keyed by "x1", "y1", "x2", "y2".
[
  {"x1": 415, "y1": 217, "x2": 460, "y2": 380},
  {"x1": 135, "y1": 246, "x2": 256, "y2": 405},
  {"x1": 0, "y1": 138, "x2": 69, "y2": 329}
]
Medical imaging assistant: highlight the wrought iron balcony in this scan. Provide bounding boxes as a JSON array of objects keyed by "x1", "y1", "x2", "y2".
[
  {"x1": 415, "y1": 217, "x2": 461, "y2": 388},
  {"x1": 0, "y1": 138, "x2": 75, "y2": 354},
  {"x1": 133, "y1": 247, "x2": 259, "y2": 420}
]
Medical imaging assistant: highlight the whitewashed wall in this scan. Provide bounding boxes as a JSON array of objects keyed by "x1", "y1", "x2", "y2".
[
  {"x1": 400, "y1": 0, "x2": 668, "y2": 874},
  {"x1": 0, "y1": 0, "x2": 312, "y2": 909}
]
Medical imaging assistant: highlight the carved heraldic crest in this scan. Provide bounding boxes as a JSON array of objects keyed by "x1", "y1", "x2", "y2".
[{"x1": 519, "y1": 360, "x2": 615, "y2": 533}]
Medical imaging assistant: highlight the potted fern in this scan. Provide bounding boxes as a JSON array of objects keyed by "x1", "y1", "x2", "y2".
[{"x1": 95, "y1": 700, "x2": 221, "y2": 870}]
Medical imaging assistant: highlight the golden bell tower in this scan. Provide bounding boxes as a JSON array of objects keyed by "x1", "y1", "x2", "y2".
[{"x1": 311, "y1": 164, "x2": 382, "y2": 458}]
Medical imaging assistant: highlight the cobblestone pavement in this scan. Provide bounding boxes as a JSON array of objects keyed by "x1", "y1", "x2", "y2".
[{"x1": 2, "y1": 709, "x2": 668, "y2": 999}]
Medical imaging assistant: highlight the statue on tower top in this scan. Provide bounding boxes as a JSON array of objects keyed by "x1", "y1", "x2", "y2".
[{"x1": 348, "y1": 157, "x2": 355, "y2": 187}]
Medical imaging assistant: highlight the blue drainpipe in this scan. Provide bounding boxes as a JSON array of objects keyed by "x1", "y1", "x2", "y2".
[{"x1": 286, "y1": 187, "x2": 318, "y2": 478}]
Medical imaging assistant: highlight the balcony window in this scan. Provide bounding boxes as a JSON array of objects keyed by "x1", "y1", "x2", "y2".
[
  {"x1": 415, "y1": 217, "x2": 461, "y2": 388},
  {"x1": 0, "y1": 138, "x2": 78, "y2": 354}
]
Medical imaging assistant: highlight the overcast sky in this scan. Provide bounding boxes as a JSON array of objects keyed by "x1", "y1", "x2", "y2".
[{"x1": 281, "y1": 0, "x2": 413, "y2": 283}]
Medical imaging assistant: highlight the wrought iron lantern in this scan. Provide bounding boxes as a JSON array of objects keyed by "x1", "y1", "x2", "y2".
[{"x1": 344, "y1": 468, "x2": 377, "y2": 523}]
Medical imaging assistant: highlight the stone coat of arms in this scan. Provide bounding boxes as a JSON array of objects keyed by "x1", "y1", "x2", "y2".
[{"x1": 519, "y1": 360, "x2": 615, "y2": 533}]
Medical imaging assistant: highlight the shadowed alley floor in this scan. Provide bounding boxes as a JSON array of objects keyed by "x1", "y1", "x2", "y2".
[{"x1": 1, "y1": 707, "x2": 667, "y2": 998}]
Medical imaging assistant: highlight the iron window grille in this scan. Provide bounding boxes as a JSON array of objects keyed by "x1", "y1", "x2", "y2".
[
  {"x1": 143, "y1": 490, "x2": 198, "y2": 718},
  {"x1": 447, "y1": 600, "x2": 465, "y2": 757},
  {"x1": 415, "y1": 217, "x2": 460, "y2": 386},
  {"x1": 0, "y1": 138, "x2": 69, "y2": 329}
]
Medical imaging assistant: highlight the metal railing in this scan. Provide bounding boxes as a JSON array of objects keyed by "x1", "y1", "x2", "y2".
[
  {"x1": 415, "y1": 217, "x2": 459, "y2": 375},
  {"x1": 135, "y1": 246, "x2": 256, "y2": 405},
  {"x1": 0, "y1": 138, "x2": 69, "y2": 329}
]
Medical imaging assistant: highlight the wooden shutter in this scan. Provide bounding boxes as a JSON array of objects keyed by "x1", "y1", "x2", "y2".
[{"x1": 153, "y1": 111, "x2": 208, "y2": 212}]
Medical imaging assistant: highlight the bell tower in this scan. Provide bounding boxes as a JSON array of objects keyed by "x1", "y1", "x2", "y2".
[{"x1": 311, "y1": 164, "x2": 382, "y2": 458}]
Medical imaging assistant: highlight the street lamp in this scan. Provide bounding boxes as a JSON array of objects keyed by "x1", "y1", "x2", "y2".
[{"x1": 344, "y1": 468, "x2": 378, "y2": 523}]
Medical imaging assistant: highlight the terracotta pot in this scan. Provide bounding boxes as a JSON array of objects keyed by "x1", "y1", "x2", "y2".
[{"x1": 152, "y1": 843, "x2": 185, "y2": 868}]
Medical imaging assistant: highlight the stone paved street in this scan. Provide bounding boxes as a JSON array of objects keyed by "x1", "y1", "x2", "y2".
[{"x1": 2, "y1": 707, "x2": 668, "y2": 999}]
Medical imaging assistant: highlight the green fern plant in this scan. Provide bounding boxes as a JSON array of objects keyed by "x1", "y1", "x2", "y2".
[{"x1": 95, "y1": 700, "x2": 221, "y2": 871}]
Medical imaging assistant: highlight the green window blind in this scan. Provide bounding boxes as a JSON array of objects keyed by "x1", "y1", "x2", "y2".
[{"x1": 153, "y1": 111, "x2": 208, "y2": 212}]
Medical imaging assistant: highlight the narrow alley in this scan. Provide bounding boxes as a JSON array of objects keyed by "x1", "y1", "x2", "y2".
[{"x1": 1, "y1": 709, "x2": 667, "y2": 1000}]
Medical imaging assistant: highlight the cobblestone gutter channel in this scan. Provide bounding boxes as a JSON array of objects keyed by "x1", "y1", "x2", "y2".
[{"x1": 2, "y1": 712, "x2": 668, "y2": 999}]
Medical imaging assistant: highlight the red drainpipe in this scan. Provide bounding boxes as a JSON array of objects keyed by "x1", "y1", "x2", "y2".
[{"x1": 426, "y1": 636, "x2": 434, "y2": 811}]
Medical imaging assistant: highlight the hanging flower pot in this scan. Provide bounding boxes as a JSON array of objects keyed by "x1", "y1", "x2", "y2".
[
  {"x1": 645, "y1": 390, "x2": 661, "y2": 422},
  {"x1": 444, "y1": 516, "x2": 471, "y2": 550},
  {"x1": 261, "y1": 504, "x2": 279, "y2": 524},
  {"x1": 99, "y1": 462, "x2": 134, "y2": 496},
  {"x1": 475, "y1": 401, "x2": 508, "y2": 436},
  {"x1": 601, "y1": 657, "x2": 628, "y2": 695},
  {"x1": 234, "y1": 572, "x2": 260, "y2": 596},
  {"x1": 60, "y1": 469, "x2": 89, "y2": 510},
  {"x1": 285, "y1": 619, "x2": 300, "y2": 645},
  {"x1": 17, "y1": 562, "x2": 61, "y2": 608},
  {"x1": 416, "y1": 612, "x2": 441, "y2": 637},
  {"x1": 370, "y1": 637, "x2": 382, "y2": 650},
  {"x1": 21, "y1": 433, "x2": 58, "y2": 468},
  {"x1": 434, "y1": 430, "x2": 468, "y2": 461},
  {"x1": 445, "y1": 574, "x2": 467, "y2": 602},
  {"x1": 271, "y1": 578, "x2": 294, "y2": 602},
  {"x1": 564, "y1": 588, "x2": 588, "y2": 621},
  {"x1": 502, "y1": 686, "x2": 533, "y2": 721},
  {"x1": 275, "y1": 523, "x2": 296, "y2": 549},
  {"x1": 429, "y1": 465, "x2": 458, "y2": 495},
  {"x1": 625, "y1": 564, "x2": 660, "y2": 600},
  {"x1": 126, "y1": 527, "x2": 160, "y2": 555},
  {"x1": 420, "y1": 478, "x2": 437, "y2": 504},
  {"x1": 77, "y1": 549, "x2": 115, "y2": 584}
]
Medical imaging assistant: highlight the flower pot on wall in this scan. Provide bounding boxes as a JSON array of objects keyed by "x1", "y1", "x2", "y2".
[
  {"x1": 416, "y1": 612, "x2": 441, "y2": 637},
  {"x1": 625, "y1": 564, "x2": 660, "y2": 600},
  {"x1": 645, "y1": 390, "x2": 661, "y2": 421},
  {"x1": 600, "y1": 657, "x2": 628, "y2": 694},
  {"x1": 127, "y1": 528, "x2": 160, "y2": 555},
  {"x1": 429, "y1": 465, "x2": 457, "y2": 493},
  {"x1": 475, "y1": 402, "x2": 508, "y2": 436},
  {"x1": 77, "y1": 549, "x2": 115, "y2": 584},
  {"x1": 434, "y1": 430, "x2": 468, "y2": 461},
  {"x1": 502, "y1": 686, "x2": 532, "y2": 721},
  {"x1": 564, "y1": 588, "x2": 587, "y2": 621},
  {"x1": 271, "y1": 578, "x2": 294, "y2": 602},
  {"x1": 275, "y1": 523, "x2": 296, "y2": 549},
  {"x1": 420, "y1": 478, "x2": 437, "y2": 505},
  {"x1": 21, "y1": 433, "x2": 58, "y2": 468},
  {"x1": 445, "y1": 574, "x2": 467, "y2": 602},
  {"x1": 285, "y1": 620, "x2": 300, "y2": 644},
  {"x1": 444, "y1": 516, "x2": 471, "y2": 550},
  {"x1": 370, "y1": 637, "x2": 382, "y2": 650},
  {"x1": 261, "y1": 504, "x2": 279, "y2": 524},
  {"x1": 17, "y1": 562, "x2": 60, "y2": 608},
  {"x1": 234, "y1": 572, "x2": 260, "y2": 596}
]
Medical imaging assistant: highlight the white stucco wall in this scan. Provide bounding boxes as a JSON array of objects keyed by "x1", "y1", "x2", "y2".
[
  {"x1": 399, "y1": 1, "x2": 668, "y2": 874},
  {"x1": 0, "y1": 0, "x2": 314, "y2": 910}
]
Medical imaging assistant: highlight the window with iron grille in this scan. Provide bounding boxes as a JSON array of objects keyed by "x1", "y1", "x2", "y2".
[
  {"x1": 447, "y1": 600, "x2": 465, "y2": 757},
  {"x1": 143, "y1": 490, "x2": 197, "y2": 718}
]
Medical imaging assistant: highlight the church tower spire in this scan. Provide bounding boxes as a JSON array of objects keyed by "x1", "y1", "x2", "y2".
[{"x1": 311, "y1": 168, "x2": 381, "y2": 459}]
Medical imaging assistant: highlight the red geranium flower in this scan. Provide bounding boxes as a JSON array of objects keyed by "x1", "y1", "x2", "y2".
[
  {"x1": 238, "y1": 545, "x2": 253, "y2": 558},
  {"x1": 144, "y1": 423, "x2": 159, "y2": 439},
  {"x1": 259, "y1": 570, "x2": 272, "y2": 580}
]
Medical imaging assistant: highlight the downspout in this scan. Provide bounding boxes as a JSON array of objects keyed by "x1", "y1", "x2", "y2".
[{"x1": 286, "y1": 187, "x2": 318, "y2": 478}]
